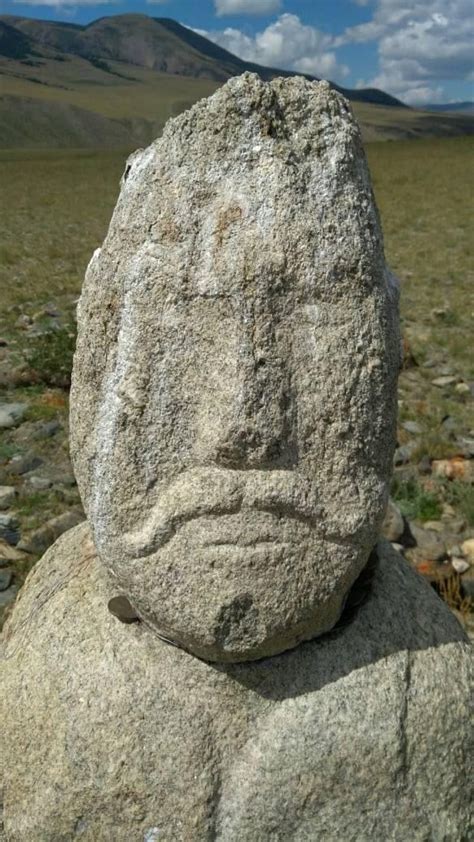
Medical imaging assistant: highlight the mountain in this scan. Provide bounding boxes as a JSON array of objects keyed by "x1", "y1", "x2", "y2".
[
  {"x1": 421, "y1": 102, "x2": 474, "y2": 114},
  {"x1": 0, "y1": 13, "x2": 406, "y2": 104},
  {"x1": 0, "y1": 13, "x2": 473, "y2": 149}
]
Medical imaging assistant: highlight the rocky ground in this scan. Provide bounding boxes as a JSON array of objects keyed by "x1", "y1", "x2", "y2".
[{"x1": 0, "y1": 300, "x2": 472, "y2": 635}]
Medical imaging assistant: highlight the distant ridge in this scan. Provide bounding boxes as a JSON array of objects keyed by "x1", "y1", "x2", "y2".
[
  {"x1": 421, "y1": 102, "x2": 474, "y2": 114},
  {"x1": 0, "y1": 12, "x2": 405, "y2": 107}
]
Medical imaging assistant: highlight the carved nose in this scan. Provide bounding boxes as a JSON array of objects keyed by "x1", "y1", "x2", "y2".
[{"x1": 214, "y1": 347, "x2": 296, "y2": 470}]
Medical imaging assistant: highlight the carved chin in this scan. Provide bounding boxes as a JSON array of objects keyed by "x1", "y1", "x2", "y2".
[{"x1": 112, "y1": 526, "x2": 366, "y2": 663}]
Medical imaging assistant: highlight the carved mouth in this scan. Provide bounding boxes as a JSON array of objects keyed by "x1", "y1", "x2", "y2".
[{"x1": 122, "y1": 467, "x2": 321, "y2": 558}]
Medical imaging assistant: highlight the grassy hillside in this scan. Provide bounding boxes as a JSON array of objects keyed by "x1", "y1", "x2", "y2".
[{"x1": 1, "y1": 66, "x2": 473, "y2": 149}]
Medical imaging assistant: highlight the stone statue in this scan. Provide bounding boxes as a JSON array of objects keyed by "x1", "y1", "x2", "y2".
[{"x1": 1, "y1": 74, "x2": 471, "y2": 841}]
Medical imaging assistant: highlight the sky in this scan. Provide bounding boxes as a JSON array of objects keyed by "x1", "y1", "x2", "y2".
[{"x1": 1, "y1": 0, "x2": 473, "y2": 105}]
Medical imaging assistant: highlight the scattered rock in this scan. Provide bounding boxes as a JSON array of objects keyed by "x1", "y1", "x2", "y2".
[
  {"x1": 417, "y1": 455, "x2": 432, "y2": 474},
  {"x1": 461, "y1": 538, "x2": 474, "y2": 565},
  {"x1": 0, "y1": 582, "x2": 18, "y2": 609},
  {"x1": 0, "y1": 337, "x2": 8, "y2": 347},
  {"x1": 407, "y1": 523, "x2": 447, "y2": 562},
  {"x1": 25, "y1": 475, "x2": 53, "y2": 491},
  {"x1": 394, "y1": 441, "x2": 418, "y2": 465},
  {"x1": 381, "y1": 498, "x2": 404, "y2": 542},
  {"x1": 7, "y1": 452, "x2": 44, "y2": 476},
  {"x1": 0, "y1": 539, "x2": 26, "y2": 565},
  {"x1": 432, "y1": 457, "x2": 474, "y2": 482},
  {"x1": 423, "y1": 520, "x2": 444, "y2": 533},
  {"x1": 18, "y1": 509, "x2": 85, "y2": 555},
  {"x1": 0, "y1": 402, "x2": 28, "y2": 429},
  {"x1": 33, "y1": 419, "x2": 61, "y2": 439},
  {"x1": 431, "y1": 376, "x2": 457, "y2": 387},
  {"x1": 452, "y1": 558, "x2": 470, "y2": 574},
  {"x1": 454, "y1": 382, "x2": 470, "y2": 395},
  {"x1": 456, "y1": 436, "x2": 474, "y2": 458},
  {"x1": 14, "y1": 314, "x2": 33, "y2": 330},
  {"x1": 401, "y1": 420, "x2": 422, "y2": 435},
  {"x1": 0, "y1": 485, "x2": 16, "y2": 510},
  {"x1": 440, "y1": 415, "x2": 458, "y2": 432},
  {"x1": 0, "y1": 569, "x2": 13, "y2": 591},
  {"x1": 0, "y1": 513, "x2": 20, "y2": 546}
]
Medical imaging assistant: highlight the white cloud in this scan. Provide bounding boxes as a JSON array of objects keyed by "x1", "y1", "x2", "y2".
[
  {"x1": 342, "y1": 0, "x2": 474, "y2": 104},
  {"x1": 195, "y1": 14, "x2": 349, "y2": 82},
  {"x1": 215, "y1": 0, "x2": 282, "y2": 16}
]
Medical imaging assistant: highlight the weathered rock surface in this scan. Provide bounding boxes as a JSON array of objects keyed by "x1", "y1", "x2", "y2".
[
  {"x1": 70, "y1": 73, "x2": 400, "y2": 662},
  {"x1": 1, "y1": 524, "x2": 471, "y2": 840},
  {"x1": 381, "y1": 497, "x2": 404, "y2": 542},
  {"x1": 0, "y1": 403, "x2": 27, "y2": 429},
  {"x1": 0, "y1": 487, "x2": 15, "y2": 511}
]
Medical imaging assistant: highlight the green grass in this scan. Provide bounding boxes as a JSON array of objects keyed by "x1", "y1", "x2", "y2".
[
  {"x1": 0, "y1": 149, "x2": 125, "y2": 322},
  {"x1": 391, "y1": 476, "x2": 443, "y2": 522}
]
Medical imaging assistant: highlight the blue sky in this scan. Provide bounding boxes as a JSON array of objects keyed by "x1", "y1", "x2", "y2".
[{"x1": 2, "y1": 0, "x2": 473, "y2": 105}]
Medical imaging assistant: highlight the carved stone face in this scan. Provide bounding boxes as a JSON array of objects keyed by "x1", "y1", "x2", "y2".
[{"x1": 71, "y1": 74, "x2": 400, "y2": 662}]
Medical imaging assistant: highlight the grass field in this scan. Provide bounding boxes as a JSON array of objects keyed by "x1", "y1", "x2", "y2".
[{"x1": 1, "y1": 137, "x2": 472, "y2": 364}]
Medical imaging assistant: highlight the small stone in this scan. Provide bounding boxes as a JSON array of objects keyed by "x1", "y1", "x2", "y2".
[
  {"x1": 0, "y1": 539, "x2": 26, "y2": 565},
  {"x1": 55, "y1": 473, "x2": 77, "y2": 488},
  {"x1": 18, "y1": 509, "x2": 85, "y2": 554},
  {"x1": 455, "y1": 382, "x2": 470, "y2": 395},
  {"x1": 8, "y1": 452, "x2": 44, "y2": 476},
  {"x1": 456, "y1": 436, "x2": 474, "y2": 458},
  {"x1": 452, "y1": 558, "x2": 470, "y2": 574},
  {"x1": 381, "y1": 499, "x2": 404, "y2": 542},
  {"x1": 401, "y1": 420, "x2": 423, "y2": 435},
  {"x1": 0, "y1": 513, "x2": 20, "y2": 546},
  {"x1": 432, "y1": 457, "x2": 474, "y2": 482},
  {"x1": 14, "y1": 314, "x2": 33, "y2": 330},
  {"x1": 33, "y1": 420, "x2": 61, "y2": 440},
  {"x1": 26, "y1": 475, "x2": 54, "y2": 491},
  {"x1": 461, "y1": 538, "x2": 474, "y2": 565},
  {"x1": 0, "y1": 337, "x2": 9, "y2": 347},
  {"x1": 0, "y1": 582, "x2": 18, "y2": 608},
  {"x1": 391, "y1": 543, "x2": 404, "y2": 553},
  {"x1": 408, "y1": 523, "x2": 446, "y2": 562},
  {"x1": 423, "y1": 520, "x2": 444, "y2": 533},
  {"x1": 0, "y1": 569, "x2": 13, "y2": 591},
  {"x1": 442, "y1": 503, "x2": 456, "y2": 518},
  {"x1": 440, "y1": 415, "x2": 457, "y2": 432},
  {"x1": 0, "y1": 485, "x2": 16, "y2": 510},
  {"x1": 431, "y1": 376, "x2": 457, "y2": 387},
  {"x1": 0, "y1": 402, "x2": 28, "y2": 429},
  {"x1": 394, "y1": 441, "x2": 418, "y2": 466},
  {"x1": 418, "y1": 455, "x2": 432, "y2": 475}
]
